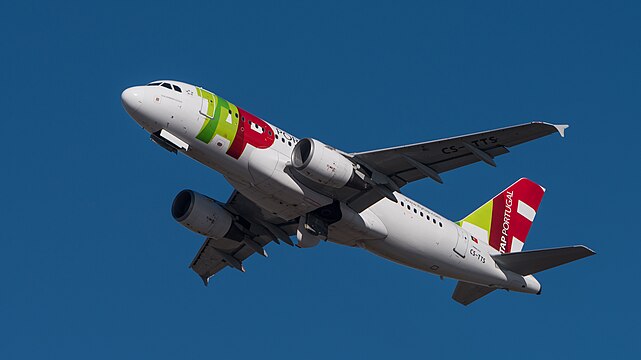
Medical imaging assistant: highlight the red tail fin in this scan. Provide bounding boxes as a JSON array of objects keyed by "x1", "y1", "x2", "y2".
[{"x1": 459, "y1": 178, "x2": 546, "y2": 253}]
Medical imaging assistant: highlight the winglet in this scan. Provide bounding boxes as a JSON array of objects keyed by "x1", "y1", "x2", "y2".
[
  {"x1": 531, "y1": 122, "x2": 569, "y2": 138},
  {"x1": 553, "y1": 124, "x2": 569, "y2": 137}
]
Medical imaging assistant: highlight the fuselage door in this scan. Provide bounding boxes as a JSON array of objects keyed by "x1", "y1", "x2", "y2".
[
  {"x1": 199, "y1": 88, "x2": 214, "y2": 118},
  {"x1": 454, "y1": 226, "x2": 469, "y2": 258}
]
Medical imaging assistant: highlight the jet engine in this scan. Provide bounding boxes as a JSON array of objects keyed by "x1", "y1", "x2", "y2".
[
  {"x1": 171, "y1": 190, "x2": 243, "y2": 239},
  {"x1": 291, "y1": 138, "x2": 367, "y2": 189}
]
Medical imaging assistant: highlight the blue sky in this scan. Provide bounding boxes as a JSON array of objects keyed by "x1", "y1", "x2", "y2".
[{"x1": 1, "y1": 1, "x2": 639, "y2": 358}]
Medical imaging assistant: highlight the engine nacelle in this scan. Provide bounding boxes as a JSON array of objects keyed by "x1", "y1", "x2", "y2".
[
  {"x1": 292, "y1": 138, "x2": 365, "y2": 189},
  {"x1": 171, "y1": 190, "x2": 234, "y2": 238}
]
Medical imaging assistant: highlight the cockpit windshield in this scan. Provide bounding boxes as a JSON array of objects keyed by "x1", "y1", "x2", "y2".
[{"x1": 146, "y1": 81, "x2": 182, "y2": 93}]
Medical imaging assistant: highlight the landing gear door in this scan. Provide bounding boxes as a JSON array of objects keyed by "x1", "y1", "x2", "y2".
[{"x1": 454, "y1": 226, "x2": 469, "y2": 258}]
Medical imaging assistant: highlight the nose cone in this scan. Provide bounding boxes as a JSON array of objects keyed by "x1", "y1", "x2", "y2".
[{"x1": 121, "y1": 86, "x2": 145, "y2": 116}]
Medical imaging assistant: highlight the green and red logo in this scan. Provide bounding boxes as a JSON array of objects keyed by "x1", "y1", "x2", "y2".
[{"x1": 195, "y1": 88, "x2": 274, "y2": 159}]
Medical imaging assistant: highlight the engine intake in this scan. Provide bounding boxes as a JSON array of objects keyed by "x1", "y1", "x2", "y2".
[
  {"x1": 172, "y1": 190, "x2": 242, "y2": 239},
  {"x1": 292, "y1": 138, "x2": 367, "y2": 189}
]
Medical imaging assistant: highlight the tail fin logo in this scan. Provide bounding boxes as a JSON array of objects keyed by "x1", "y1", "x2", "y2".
[
  {"x1": 458, "y1": 178, "x2": 545, "y2": 254},
  {"x1": 499, "y1": 190, "x2": 514, "y2": 253}
]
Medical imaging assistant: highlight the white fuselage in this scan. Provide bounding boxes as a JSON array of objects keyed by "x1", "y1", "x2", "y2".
[{"x1": 122, "y1": 80, "x2": 540, "y2": 294}]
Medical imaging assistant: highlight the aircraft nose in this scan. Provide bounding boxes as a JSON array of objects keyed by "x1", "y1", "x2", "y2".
[{"x1": 121, "y1": 86, "x2": 145, "y2": 115}]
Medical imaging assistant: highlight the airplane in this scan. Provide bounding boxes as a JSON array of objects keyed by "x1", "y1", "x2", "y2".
[{"x1": 121, "y1": 80, "x2": 595, "y2": 305}]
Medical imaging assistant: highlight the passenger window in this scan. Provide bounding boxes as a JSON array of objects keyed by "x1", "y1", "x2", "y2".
[
  {"x1": 161, "y1": 83, "x2": 172, "y2": 89},
  {"x1": 173, "y1": 85, "x2": 182, "y2": 93}
]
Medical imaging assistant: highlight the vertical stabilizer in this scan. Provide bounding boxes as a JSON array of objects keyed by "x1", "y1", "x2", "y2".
[{"x1": 458, "y1": 178, "x2": 546, "y2": 253}]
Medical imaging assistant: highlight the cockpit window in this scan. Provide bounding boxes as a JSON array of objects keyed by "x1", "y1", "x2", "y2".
[{"x1": 148, "y1": 81, "x2": 183, "y2": 93}]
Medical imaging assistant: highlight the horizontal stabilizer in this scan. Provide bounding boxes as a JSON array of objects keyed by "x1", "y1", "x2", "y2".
[
  {"x1": 452, "y1": 281, "x2": 496, "y2": 306},
  {"x1": 492, "y1": 245, "x2": 595, "y2": 276}
]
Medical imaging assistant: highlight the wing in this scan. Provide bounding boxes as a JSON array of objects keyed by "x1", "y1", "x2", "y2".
[
  {"x1": 189, "y1": 191, "x2": 297, "y2": 285},
  {"x1": 353, "y1": 122, "x2": 568, "y2": 188}
]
